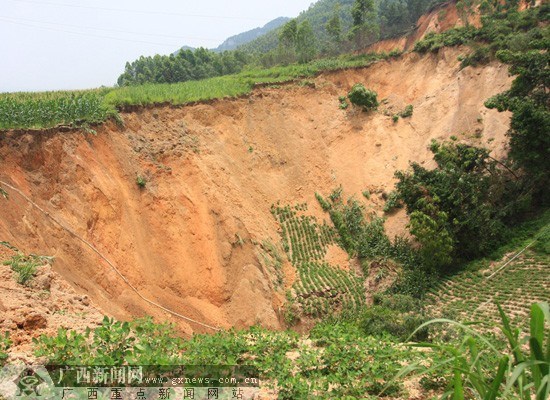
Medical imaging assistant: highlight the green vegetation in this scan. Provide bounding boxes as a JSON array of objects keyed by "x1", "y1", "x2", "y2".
[
  {"x1": 0, "y1": 332, "x2": 11, "y2": 366},
  {"x1": 347, "y1": 83, "x2": 378, "y2": 111},
  {"x1": 399, "y1": 104, "x2": 413, "y2": 118},
  {"x1": 241, "y1": 0, "x2": 442, "y2": 59},
  {"x1": 0, "y1": 52, "x2": 389, "y2": 130},
  {"x1": 349, "y1": 0, "x2": 379, "y2": 49},
  {"x1": 34, "y1": 316, "x2": 419, "y2": 399},
  {"x1": 394, "y1": 140, "x2": 518, "y2": 264},
  {"x1": 34, "y1": 316, "x2": 185, "y2": 365},
  {"x1": 400, "y1": 302, "x2": 550, "y2": 400},
  {"x1": 136, "y1": 175, "x2": 147, "y2": 188},
  {"x1": 2, "y1": 252, "x2": 53, "y2": 286},
  {"x1": 271, "y1": 203, "x2": 365, "y2": 320},
  {"x1": 428, "y1": 217, "x2": 550, "y2": 330},
  {"x1": 0, "y1": 89, "x2": 111, "y2": 130},
  {"x1": 117, "y1": 48, "x2": 250, "y2": 86}
]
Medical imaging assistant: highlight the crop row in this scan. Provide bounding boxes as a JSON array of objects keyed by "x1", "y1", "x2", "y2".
[
  {"x1": 272, "y1": 204, "x2": 337, "y2": 263},
  {"x1": 293, "y1": 261, "x2": 365, "y2": 318},
  {"x1": 428, "y1": 254, "x2": 549, "y2": 330}
]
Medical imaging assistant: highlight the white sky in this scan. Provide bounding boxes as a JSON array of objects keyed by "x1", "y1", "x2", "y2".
[{"x1": 0, "y1": 0, "x2": 315, "y2": 92}]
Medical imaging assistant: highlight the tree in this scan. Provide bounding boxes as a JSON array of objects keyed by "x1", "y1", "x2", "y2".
[
  {"x1": 278, "y1": 19, "x2": 299, "y2": 64},
  {"x1": 408, "y1": 201, "x2": 454, "y2": 271},
  {"x1": 326, "y1": 4, "x2": 343, "y2": 54},
  {"x1": 379, "y1": 0, "x2": 411, "y2": 38},
  {"x1": 349, "y1": 0, "x2": 379, "y2": 49},
  {"x1": 485, "y1": 49, "x2": 550, "y2": 201},
  {"x1": 393, "y1": 140, "x2": 511, "y2": 262},
  {"x1": 296, "y1": 21, "x2": 317, "y2": 63}
]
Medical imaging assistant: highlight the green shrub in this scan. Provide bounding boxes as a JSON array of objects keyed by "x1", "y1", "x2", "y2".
[
  {"x1": 359, "y1": 305, "x2": 429, "y2": 341},
  {"x1": 347, "y1": 83, "x2": 379, "y2": 111},
  {"x1": 460, "y1": 45, "x2": 492, "y2": 68},
  {"x1": 399, "y1": 104, "x2": 413, "y2": 118},
  {"x1": 414, "y1": 27, "x2": 478, "y2": 53},
  {"x1": 383, "y1": 191, "x2": 402, "y2": 212},
  {"x1": 136, "y1": 175, "x2": 146, "y2": 188},
  {"x1": 373, "y1": 293, "x2": 423, "y2": 313},
  {"x1": 388, "y1": 49, "x2": 403, "y2": 58},
  {"x1": 315, "y1": 192, "x2": 332, "y2": 211},
  {"x1": 532, "y1": 228, "x2": 550, "y2": 255}
]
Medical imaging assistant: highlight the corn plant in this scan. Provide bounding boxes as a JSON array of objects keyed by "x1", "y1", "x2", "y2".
[{"x1": 391, "y1": 302, "x2": 550, "y2": 400}]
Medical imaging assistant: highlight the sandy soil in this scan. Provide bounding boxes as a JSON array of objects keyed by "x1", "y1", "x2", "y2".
[{"x1": 0, "y1": 47, "x2": 513, "y2": 338}]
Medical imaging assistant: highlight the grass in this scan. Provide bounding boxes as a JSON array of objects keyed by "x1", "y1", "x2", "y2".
[
  {"x1": 0, "y1": 52, "x2": 389, "y2": 130},
  {"x1": 2, "y1": 252, "x2": 53, "y2": 286}
]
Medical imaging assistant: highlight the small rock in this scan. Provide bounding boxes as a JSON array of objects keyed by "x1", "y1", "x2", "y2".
[
  {"x1": 23, "y1": 313, "x2": 47, "y2": 330},
  {"x1": 32, "y1": 273, "x2": 52, "y2": 291},
  {"x1": 81, "y1": 296, "x2": 90, "y2": 306}
]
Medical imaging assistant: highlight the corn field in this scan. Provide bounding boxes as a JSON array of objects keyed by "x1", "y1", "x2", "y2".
[{"x1": 0, "y1": 90, "x2": 110, "y2": 130}]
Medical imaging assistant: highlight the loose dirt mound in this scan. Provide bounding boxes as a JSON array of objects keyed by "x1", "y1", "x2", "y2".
[
  {"x1": 0, "y1": 47, "x2": 512, "y2": 334},
  {"x1": 0, "y1": 245, "x2": 103, "y2": 364}
]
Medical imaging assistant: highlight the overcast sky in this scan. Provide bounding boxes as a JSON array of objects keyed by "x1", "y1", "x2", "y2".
[{"x1": 0, "y1": 0, "x2": 314, "y2": 92}]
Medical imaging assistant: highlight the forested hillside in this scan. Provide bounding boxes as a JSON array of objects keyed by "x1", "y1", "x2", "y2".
[
  {"x1": 117, "y1": 0, "x2": 442, "y2": 86},
  {"x1": 239, "y1": 0, "x2": 438, "y2": 55}
]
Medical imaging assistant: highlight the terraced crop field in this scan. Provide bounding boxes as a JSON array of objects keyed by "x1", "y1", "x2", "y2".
[
  {"x1": 428, "y1": 247, "x2": 549, "y2": 330},
  {"x1": 272, "y1": 204, "x2": 365, "y2": 318}
]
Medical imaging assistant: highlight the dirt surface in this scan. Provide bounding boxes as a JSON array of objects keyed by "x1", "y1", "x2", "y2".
[
  {"x1": 0, "y1": 245, "x2": 104, "y2": 364},
  {"x1": 365, "y1": 0, "x2": 482, "y2": 53},
  {"x1": 0, "y1": 47, "x2": 513, "y2": 338}
]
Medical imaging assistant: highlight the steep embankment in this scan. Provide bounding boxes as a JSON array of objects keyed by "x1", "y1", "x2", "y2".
[
  {"x1": 0, "y1": 48, "x2": 512, "y2": 335},
  {"x1": 365, "y1": 0, "x2": 481, "y2": 53}
]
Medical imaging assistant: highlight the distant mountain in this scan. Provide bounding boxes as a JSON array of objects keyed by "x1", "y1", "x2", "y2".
[
  {"x1": 214, "y1": 17, "x2": 290, "y2": 52},
  {"x1": 173, "y1": 17, "x2": 289, "y2": 55}
]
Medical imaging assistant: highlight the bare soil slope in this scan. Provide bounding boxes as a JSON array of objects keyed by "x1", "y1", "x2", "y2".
[{"x1": 0, "y1": 48, "x2": 513, "y2": 334}]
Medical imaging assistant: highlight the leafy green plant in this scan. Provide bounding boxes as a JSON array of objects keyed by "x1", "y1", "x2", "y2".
[
  {"x1": 136, "y1": 175, "x2": 146, "y2": 188},
  {"x1": 347, "y1": 83, "x2": 378, "y2": 111},
  {"x1": 383, "y1": 190, "x2": 402, "y2": 212},
  {"x1": 394, "y1": 302, "x2": 550, "y2": 400},
  {"x1": 0, "y1": 332, "x2": 11, "y2": 365},
  {"x1": 399, "y1": 104, "x2": 413, "y2": 118},
  {"x1": 34, "y1": 316, "x2": 185, "y2": 365},
  {"x1": 3, "y1": 253, "x2": 52, "y2": 285}
]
